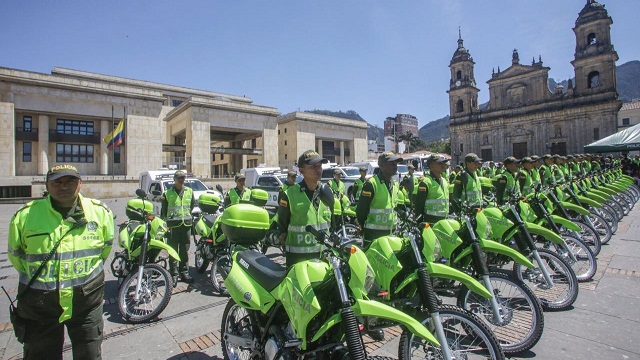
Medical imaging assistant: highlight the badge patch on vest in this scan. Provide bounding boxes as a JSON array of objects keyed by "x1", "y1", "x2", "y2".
[{"x1": 87, "y1": 221, "x2": 98, "y2": 232}]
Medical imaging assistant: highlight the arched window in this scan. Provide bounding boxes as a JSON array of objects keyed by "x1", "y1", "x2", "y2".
[
  {"x1": 587, "y1": 33, "x2": 597, "y2": 45},
  {"x1": 456, "y1": 99, "x2": 464, "y2": 113},
  {"x1": 588, "y1": 71, "x2": 600, "y2": 88},
  {"x1": 456, "y1": 70, "x2": 462, "y2": 80}
]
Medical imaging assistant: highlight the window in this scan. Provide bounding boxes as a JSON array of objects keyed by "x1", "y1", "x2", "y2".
[
  {"x1": 284, "y1": 140, "x2": 287, "y2": 146},
  {"x1": 285, "y1": 154, "x2": 288, "y2": 160},
  {"x1": 284, "y1": 128, "x2": 287, "y2": 133},
  {"x1": 251, "y1": 138, "x2": 257, "y2": 148},
  {"x1": 23, "y1": 116, "x2": 32, "y2": 132},
  {"x1": 114, "y1": 146, "x2": 121, "y2": 163},
  {"x1": 456, "y1": 70, "x2": 462, "y2": 80},
  {"x1": 623, "y1": 118, "x2": 630, "y2": 126},
  {"x1": 56, "y1": 119, "x2": 94, "y2": 135},
  {"x1": 588, "y1": 33, "x2": 597, "y2": 45},
  {"x1": 220, "y1": 153, "x2": 224, "y2": 160},
  {"x1": 459, "y1": 143, "x2": 463, "y2": 152},
  {"x1": 512, "y1": 142, "x2": 528, "y2": 159},
  {"x1": 593, "y1": 128, "x2": 600, "y2": 140},
  {"x1": 456, "y1": 99, "x2": 464, "y2": 113},
  {"x1": 56, "y1": 144, "x2": 94, "y2": 163},
  {"x1": 212, "y1": 154, "x2": 216, "y2": 161},
  {"x1": 588, "y1": 71, "x2": 600, "y2": 88},
  {"x1": 23, "y1": 142, "x2": 32, "y2": 162},
  {"x1": 172, "y1": 99, "x2": 184, "y2": 107},
  {"x1": 481, "y1": 149, "x2": 492, "y2": 162}
]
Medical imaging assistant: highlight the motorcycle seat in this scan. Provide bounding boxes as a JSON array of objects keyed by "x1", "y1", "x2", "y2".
[{"x1": 237, "y1": 250, "x2": 287, "y2": 292}]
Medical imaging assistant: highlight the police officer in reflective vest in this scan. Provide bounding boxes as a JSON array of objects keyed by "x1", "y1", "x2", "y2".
[
  {"x1": 280, "y1": 170, "x2": 298, "y2": 192},
  {"x1": 327, "y1": 168, "x2": 346, "y2": 197},
  {"x1": 519, "y1": 157, "x2": 538, "y2": 198},
  {"x1": 161, "y1": 170, "x2": 194, "y2": 284},
  {"x1": 415, "y1": 154, "x2": 450, "y2": 224},
  {"x1": 224, "y1": 173, "x2": 251, "y2": 207},
  {"x1": 277, "y1": 150, "x2": 334, "y2": 267},
  {"x1": 493, "y1": 157, "x2": 523, "y2": 205},
  {"x1": 539, "y1": 154, "x2": 557, "y2": 186},
  {"x1": 401, "y1": 164, "x2": 419, "y2": 206},
  {"x1": 349, "y1": 167, "x2": 368, "y2": 203},
  {"x1": 8, "y1": 164, "x2": 113, "y2": 359},
  {"x1": 356, "y1": 152, "x2": 402, "y2": 247},
  {"x1": 452, "y1": 153, "x2": 484, "y2": 211}
]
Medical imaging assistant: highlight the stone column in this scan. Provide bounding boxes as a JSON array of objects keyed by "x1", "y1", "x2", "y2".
[
  {"x1": 0, "y1": 102, "x2": 16, "y2": 176},
  {"x1": 316, "y1": 139, "x2": 323, "y2": 157},
  {"x1": 262, "y1": 118, "x2": 279, "y2": 167},
  {"x1": 38, "y1": 115, "x2": 49, "y2": 175},
  {"x1": 100, "y1": 119, "x2": 110, "y2": 175},
  {"x1": 339, "y1": 141, "x2": 345, "y2": 165},
  {"x1": 187, "y1": 118, "x2": 211, "y2": 178}
]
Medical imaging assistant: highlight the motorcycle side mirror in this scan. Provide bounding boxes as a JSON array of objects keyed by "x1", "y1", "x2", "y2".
[
  {"x1": 135, "y1": 189, "x2": 147, "y2": 199},
  {"x1": 191, "y1": 208, "x2": 201, "y2": 216},
  {"x1": 151, "y1": 190, "x2": 162, "y2": 196},
  {"x1": 319, "y1": 184, "x2": 335, "y2": 212},
  {"x1": 216, "y1": 184, "x2": 223, "y2": 193}
]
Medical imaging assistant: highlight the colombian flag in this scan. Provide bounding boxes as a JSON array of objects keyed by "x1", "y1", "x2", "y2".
[{"x1": 103, "y1": 120, "x2": 124, "y2": 151}]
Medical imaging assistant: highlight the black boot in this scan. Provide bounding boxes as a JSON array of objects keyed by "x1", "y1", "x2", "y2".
[{"x1": 180, "y1": 273, "x2": 194, "y2": 283}]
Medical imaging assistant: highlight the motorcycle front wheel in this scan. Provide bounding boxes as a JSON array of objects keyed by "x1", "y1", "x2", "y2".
[
  {"x1": 398, "y1": 304, "x2": 505, "y2": 360},
  {"x1": 211, "y1": 254, "x2": 231, "y2": 296},
  {"x1": 587, "y1": 212, "x2": 612, "y2": 245},
  {"x1": 554, "y1": 236, "x2": 597, "y2": 282},
  {"x1": 221, "y1": 299, "x2": 259, "y2": 360},
  {"x1": 118, "y1": 263, "x2": 173, "y2": 323},
  {"x1": 457, "y1": 271, "x2": 544, "y2": 355},
  {"x1": 573, "y1": 220, "x2": 601, "y2": 256},
  {"x1": 513, "y1": 249, "x2": 579, "y2": 311},
  {"x1": 194, "y1": 238, "x2": 211, "y2": 273}
]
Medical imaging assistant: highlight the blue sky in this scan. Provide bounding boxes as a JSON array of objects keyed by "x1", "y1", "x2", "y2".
[{"x1": 2, "y1": 1, "x2": 639, "y2": 128}]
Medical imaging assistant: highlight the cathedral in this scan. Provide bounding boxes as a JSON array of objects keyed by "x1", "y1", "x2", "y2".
[{"x1": 448, "y1": 0, "x2": 622, "y2": 164}]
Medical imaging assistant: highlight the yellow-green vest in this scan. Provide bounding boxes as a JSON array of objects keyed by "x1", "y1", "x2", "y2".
[
  {"x1": 228, "y1": 187, "x2": 251, "y2": 205},
  {"x1": 285, "y1": 184, "x2": 332, "y2": 254},
  {"x1": 164, "y1": 187, "x2": 193, "y2": 226},
  {"x1": 461, "y1": 171, "x2": 483, "y2": 207},
  {"x1": 328, "y1": 179, "x2": 346, "y2": 197},
  {"x1": 364, "y1": 176, "x2": 399, "y2": 232},
  {"x1": 354, "y1": 178, "x2": 366, "y2": 201},
  {"x1": 421, "y1": 175, "x2": 449, "y2": 218}
]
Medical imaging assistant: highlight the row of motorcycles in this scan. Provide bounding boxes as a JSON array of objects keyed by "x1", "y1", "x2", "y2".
[{"x1": 109, "y1": 166, "x2": 638, "y2": 360}]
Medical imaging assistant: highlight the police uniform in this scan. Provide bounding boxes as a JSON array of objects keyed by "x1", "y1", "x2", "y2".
[
  {"x1": 8, "y1": 165, "x2": 113, "y2": 360},
  {"x1": 415, "y1": 172, "x2": 450, "y2": 224},
  {"x1": 161, "y1": 178, "x2": 194, "y2": 281},
  {"x1": 356, "y1": 172, "x2": 400, "y2": 246},
  {"x1": 452, "y1": 167, "x2": 483, "y2": 211},
  {"x1": 224, "y1": 187, "x2": 251, "y2": 207},
  {"x1": 328, "y1": 177, "x2": 346, "y2": 197}
]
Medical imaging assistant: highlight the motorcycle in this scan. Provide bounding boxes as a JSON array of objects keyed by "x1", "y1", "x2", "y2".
[
  {"x1": 365, "y1": 210, "x2": 505, "y2": 360},
  {"x1": 220, "y1": 211, "x2": 440, "y2": 360},
  {"x1": 111, "y1": 189, "x2": 180, "y2": 323}
]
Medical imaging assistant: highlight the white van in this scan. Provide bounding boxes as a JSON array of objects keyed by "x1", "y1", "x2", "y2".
[
  {"x1": 139, "y1": 170, "x2": 222, "y2": 214},
  {"x1": 350, "y1": 160, "x2": 406, "y2": 182}
]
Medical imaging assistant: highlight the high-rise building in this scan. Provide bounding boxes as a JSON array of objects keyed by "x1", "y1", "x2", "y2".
[{"x1": 383, "y1": 114, "x2": 419, "y2": 138}]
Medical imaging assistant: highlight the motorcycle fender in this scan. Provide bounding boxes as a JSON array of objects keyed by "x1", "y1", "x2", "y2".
[
  {"x1": 594, "y1": 186, "x2": 617, "y2": 197},
  {"x1": 577, "y1": 194, "x2": 602, "y2": 208},
  {"x1": 524, "y1": 221, "x2": 564, "y2": 245},
  {"x1": 128, "y1": 239, "x2": 180, "y2": 261},
  {"x1": 585, "y1": 191, "x2": 608, "y2": 204},
  {"x1": 560, "y1": 201, "x2": 590, "y2": 215},
  {"x1": 453, "y1": 239, "x2": 534, "y2": 268},
  {"x1": 550, "y1": 214, "x2": 581, "y2": 231},
  {"x1": 425, "y1": 262, "x2": 492, "y2": 299},
  {"x1": 355, "y1": 299, "x2": 440, "y2": 346}
]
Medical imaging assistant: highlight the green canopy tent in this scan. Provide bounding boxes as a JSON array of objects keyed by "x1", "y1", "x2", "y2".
[{"x1": 584, "y1": 123, "x2": 640, "y2": 153}]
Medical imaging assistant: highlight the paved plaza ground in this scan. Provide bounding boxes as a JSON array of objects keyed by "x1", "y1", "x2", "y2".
[{"x1": 0, "y1": 196, "x2": 639, "y2": 359}]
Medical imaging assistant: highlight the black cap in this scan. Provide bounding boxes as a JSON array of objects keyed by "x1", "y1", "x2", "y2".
[
  {"x1": 235, "y1": 174, "x2": 246, "y2": 181},
  {"x1": 542, "y1": 154, "x2": 553, "y2": 160},
  {"x1": 520, "y1": 157, "x2": 533, "y2": 164},
  {"x1": 503, "y1": 156, "x2": 518, "y2": 165},
  {"x1": 378, "y1": 151, "x2": 402, "y2": 163},
  {"x1": 464, "y1": 153, "x2": 482, "y2": 163},
  {"x1": 174, "y1": 170, "x2": 187, "y2": 178},
  {"x1": 298, "y1": 150, "x2": 329, "y2": 166},
  {"x1": 427, "y1": 154, "x2": 449, "y2": 165},
  {"x1": 530, "y1": 155, "x2": 540, "y2": 161},
  {"x1": 47, "y1": 164, "x2": 81, "y2": 181}
]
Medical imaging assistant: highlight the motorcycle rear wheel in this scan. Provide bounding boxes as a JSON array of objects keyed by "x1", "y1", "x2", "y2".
[
  {"x1": 221, "y1": 299, "x2": 258, "y2": 360},
  {"x1": 118, "y1": 263, "x2": 173, "y2": 323},
  {"x1": 573, "y1": 220, "x2": 601, "y2": 256},
  {"x1": 553, "y1": 236, "x2": 597, "y2": 282},
  {"x1": 194, "y1": 238, "x2": 210, "y2": 273},
  {"x1": 587, "y1": 212, "x2": 612, "y2": 245},
  {"x1": 398, "y1": 304, "x2": 505, "y2": 360},
  {"x1": 211, "y1": 254, "x2": 231, "y2": 296}
]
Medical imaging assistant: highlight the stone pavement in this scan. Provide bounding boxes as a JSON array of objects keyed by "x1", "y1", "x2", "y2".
[{"x1": 0, "y1": 196, "x2": 639, "y2": 359}]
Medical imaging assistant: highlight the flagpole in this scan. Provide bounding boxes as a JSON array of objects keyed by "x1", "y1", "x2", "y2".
[
  {"x1": 111, "y1": 105, "x2": 114, "y2": 180},
  {"x1": 123, "y1": 106, "x2": 127, "y2": 179}
]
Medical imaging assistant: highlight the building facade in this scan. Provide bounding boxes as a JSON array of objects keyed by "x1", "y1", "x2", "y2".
[
  {"x1": 448, "y1": 0, "x2": 622, "y2": 162},
  {"x1": 0, "y1": 67, "x2": 368, "y2": 198},
  {"x1": 618, "y1": 100, "x2": 640, "y2": 130}
]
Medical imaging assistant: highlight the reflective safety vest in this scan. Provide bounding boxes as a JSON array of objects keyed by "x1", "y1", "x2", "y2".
[
  {"x1": 552, "y1": 164, "x2": 565, "y2": 184},
  {"x1": 328, "y1": 179, "x2": 346, "y2": 197},
  {"x1": 502, "y1": 171, "x2": 521, "y2": 201},
  {"x1": 540, "y1": 164, "x2": 555, "y2": 186},
  {"x1": 364, "y1": 176, "x2": 399, "y2": 232},
  {"x1": 421, "y1": 175, "x2": 449, "y2": 218},
  {"x1": 521, "y1": 169, "x2": 535, "y2": 197},
  {"x1": 164, "y1": 187, "x2": 193, "y2": 226},
  {"x1": 354, "y1": 178, "x2": 366, "y2": 201},
  {"x1": 285, "y1": 184, "x2": 332, "y2": 254},
  {"x1": 461, "y1": 171, "x2": 483, "y2": 207},
  {"x1": 228, "y1": 187, "x2": 251, "y2": 205},
  {"x1": 8, "y1": 194, "x2": 114, "y2": 322}
]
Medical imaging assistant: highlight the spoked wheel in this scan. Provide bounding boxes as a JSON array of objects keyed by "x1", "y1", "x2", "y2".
[
  {"x1": 513, "y1": 249, "x2": 579, "y2": 311},
  {"x1": 194, "y1": 239, "x2": 211, "y2": 273},
  {"x1": 600, "y1": 204, "x2": 619, "y2": 235},
  {"x1": 211, "y1": 254, "x2": 231, "y2": 296},
  {"x1": 399, "y1": 304, "x2": 505, "y2": 360},
  {"x1": 614, "y1": 194, "x2": 631, "y2": 216},
  {"x1": 118, "y1": 263, "x2": 173, "y2": 323},
  {"x1": 221, "y1": 299, "x2": 258, "y2": 360},
  {"x1": 457, "y1": 271, "x2": 544, "y2": 355},
  {"x1": 553, "y1": 236, "x2": 597, "y2": 282},
  {"x1": 587, "y1": 212, "x2": 612, "y2": 246},
  {"x1": 572, "y1": 220, "x2": 601, "y2": 256}
]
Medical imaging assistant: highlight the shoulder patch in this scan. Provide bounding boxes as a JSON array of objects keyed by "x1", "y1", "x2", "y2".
[
  {"x1": 279, "y1": 198, "x2": 288, "y2": 207},
  {"x1": 361, "y1": 190, "x2": 372, "y2": 197}
]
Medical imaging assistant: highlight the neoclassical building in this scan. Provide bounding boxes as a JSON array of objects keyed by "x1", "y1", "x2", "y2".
[
  {"x1": 448, "y1": 0, "x2": 622, "y2": 164},
  {"x1": 0, "y1": 67, "x2": 367, "y2": 198}
]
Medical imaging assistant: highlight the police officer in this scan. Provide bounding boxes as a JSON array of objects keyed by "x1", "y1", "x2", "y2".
[
  {"x1": 519, "y1": 157, "x2": 538, "y2": 197},
  {"x1": 493, "y1": 157, "x2": 523, "y2": 205},
  {"x1": 349, "y1": 167, "x2": 368, "y2": 203},
  {"x1": 449, "y1": 165, "x2": 463, "y2": 183},
  {"x1": 452, "y1": 153, "x2": 484, "y2": 211},
  {"x1": 224, "y1": 173, "x2": 251, "y2": 207},
  {"x1": 8, "y1": 164, "x2": 113, "y2": 359},
  {"x1": 484, "y1": 161, "x2": 497, "y2": 178},
  {"x1": 277, "y1": 150, "x2": 333, "y2": 267},
  {"x1": 414, "y1": 154, "x2": 450, "y2": 224},
  {"x1": 280, "y1": 170, "x2": 298, "y2": 192},
  {"x1": 327, "y1": 168, "x2": 346, "y2": 197},
  {"x1": 161, "y1": 170, "x2": 194, "y2": 284},
  {"x1": 539, "y1": 154, "x2": 557, "y2": 186},
  {"x1": 356, "y1": 151, "x2": 401, "y2": 247},
  {"x1": 401, "y1": 164, "x2": 419, "y2": 205}
]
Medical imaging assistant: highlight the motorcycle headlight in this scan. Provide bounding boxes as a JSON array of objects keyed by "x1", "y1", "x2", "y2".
[
  {"x1": 364, "y1": 265, "x2": 376, "y2": 294},
  {"x1": 432, "y1": 238, "x2": 441, "y2": 261}
]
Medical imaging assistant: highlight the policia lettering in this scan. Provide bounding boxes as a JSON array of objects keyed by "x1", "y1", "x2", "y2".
[{"x1": 284, "y1": 184, "x2": 331, "y2": 254}]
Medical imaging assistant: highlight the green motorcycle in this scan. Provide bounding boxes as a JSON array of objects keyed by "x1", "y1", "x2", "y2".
[
  {"x1": 221, "y1": 213, "x2": 439, "y2": 360},
  {"x1": 364, "y1": 210, "x2": 505, "y2": 360},
  {"x1": 431, "y1": 202, "x2": 544, "y2": 355},
  {"x1": 111, "y1": 189, "x2": 180, "y2": 323}
]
